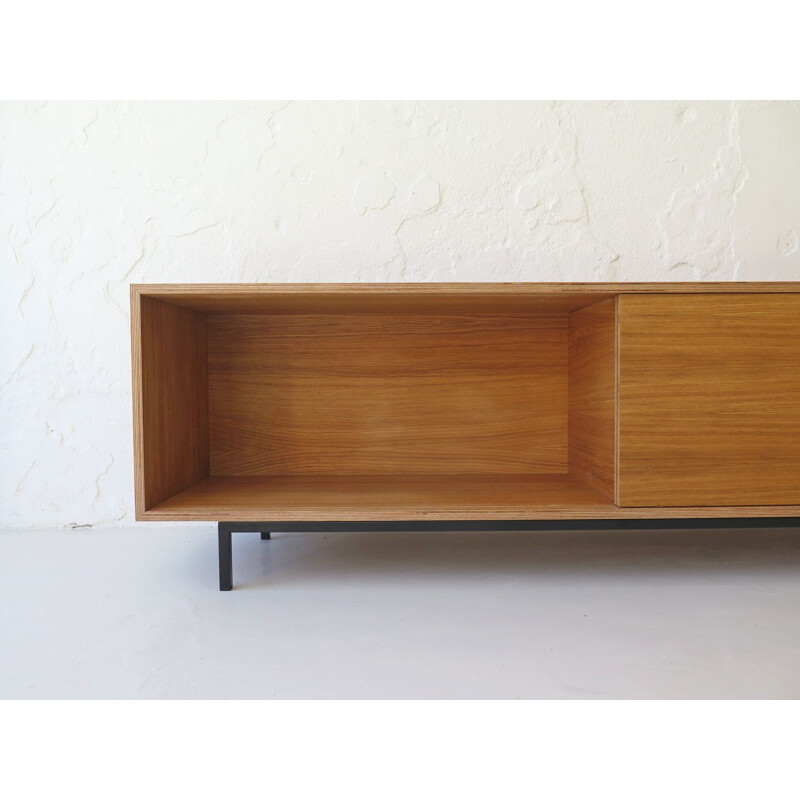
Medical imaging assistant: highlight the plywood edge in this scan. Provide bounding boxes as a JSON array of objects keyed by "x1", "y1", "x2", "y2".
[
  {"x1": 130, "y1": 283, "x2": 800, "y2": 316},
  {"x1": 138, "y1": 506, "x2": 800, "y2": 522},
  {"x1": 130, "y1": 285, "x2": 146, "y2": 519},
  {"x1": 614, "y1": 294, "x2": 621, "y2": 506},
  {"x1": 129, "y1": 283, "x2": 800, "y2": 317},
  {"x1": 130, "y1": 282, "x2": 800, "y2": 295}
]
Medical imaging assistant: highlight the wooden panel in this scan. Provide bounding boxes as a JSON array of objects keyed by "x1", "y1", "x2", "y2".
[
  {"x1": 568, "y1": 298, "x2": 617, "y2": 499},
  {"x1": 138, "y1": 474, "x2": 800, "y2": 522},
  {"x1": 143, "y1": 474, "x2": 613, "y2": 520},
  {"x1": 132, "y1": 282, "x2": 800, "y2": 316},
  {"x1": 132, "y1": 294, "x2": 209, "y2": 514},
  {"x1": 618, "y1": 294, "x2": 800, "y2": 507},
  {"x1": 140, "y1": 288, "x2": 613, "y2": 315},
  {"x1": 208, "y1": 314, "x2": 568, "y2": 476}
]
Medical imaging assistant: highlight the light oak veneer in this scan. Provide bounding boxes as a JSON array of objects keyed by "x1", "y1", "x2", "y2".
[
  {"x1": 131, "y1": 283, "x2": 800, "y2": 522},
  {"x1": 618, "y1": 294, "x2": 800, "y2": 507},
  {"x1": 568, "y1": 297, "x2": 617, "y2": 500},
  {"x1": 208, "y1": 313, "x2": 567, "y2": 477},
  {"x1": 146, "y1": 476, "x2": 800, "y2": 522}
]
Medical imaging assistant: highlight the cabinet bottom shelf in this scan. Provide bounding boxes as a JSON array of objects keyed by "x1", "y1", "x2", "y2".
[
  {"x1": 140, "y1": 473, "x2": 800, "y2": 522},
  {"x1": 144, "y1": 474, "x2": 611, "y2": 521}
]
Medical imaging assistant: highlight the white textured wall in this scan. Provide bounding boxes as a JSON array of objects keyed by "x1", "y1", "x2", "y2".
[{"x1": 1, "y1": 100, "x2": 799, "y2": 528}]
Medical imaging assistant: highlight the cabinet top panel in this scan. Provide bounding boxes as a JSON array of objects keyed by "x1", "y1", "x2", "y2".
[{"x1": 131, "y1": 282, "x2": 800, "y2": 315}]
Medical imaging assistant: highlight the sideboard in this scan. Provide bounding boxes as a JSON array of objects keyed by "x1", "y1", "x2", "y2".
[{"x1": 130, "y1": 283, "x2": 800, "y2": 589}]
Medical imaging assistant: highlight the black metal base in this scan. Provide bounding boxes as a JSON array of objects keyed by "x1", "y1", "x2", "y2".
[
  {"x1": 217, "y1": 517, "x2": 800, "y2": 591},
  {"x1": 218, "y1": 523, "x2": 272, "y2": 591}
]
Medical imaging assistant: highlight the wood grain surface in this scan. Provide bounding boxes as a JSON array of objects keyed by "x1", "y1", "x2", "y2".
[
  {"x1": 138, "y1": 474, "x2": 800, "y2": 521},
  {"x1": 131, "y1": 284, "x2": 800, "y2": 521},
  {"x1": 208, "y1": 314, "x2": 568, "y2": 476},
  {"x1": 568, "y1": 298, "x2": 617, "y2": 499},
  {"x1": 131, "y1": 282, "x2": 800, "y2": 316},
  {"x1": 618, "y1": 294, "x2": 800, "y2": 507},
  {"x1": 142, "y1": 474, "x2": 614, "y2": 520},
  {"x1": 144, "y1": 291, "x2": 616, "y2": 315},
  {"x1": 132, "y1": 294, "x2": 209, "y2": 513}
]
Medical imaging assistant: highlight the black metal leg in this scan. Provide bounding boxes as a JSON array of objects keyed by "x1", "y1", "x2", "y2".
[
  {"x1": 218, "y1": 524, "x2": 232, "y2": 591},
  {"x1": 261, "y1": 531, "x2": 271, "y2": 540}
]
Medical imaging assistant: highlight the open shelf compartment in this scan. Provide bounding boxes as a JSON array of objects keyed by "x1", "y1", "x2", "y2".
[{"x1": 132, "y1": 285, "x2": 618, "y2": 520}]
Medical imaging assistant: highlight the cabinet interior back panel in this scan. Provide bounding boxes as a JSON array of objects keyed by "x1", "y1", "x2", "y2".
[
  {"x1": 208, "y1": 314, "x2": 568, "y2": 476},
  {"x1": 618, "y1": 294, "x2": 800, "y2": 507}
]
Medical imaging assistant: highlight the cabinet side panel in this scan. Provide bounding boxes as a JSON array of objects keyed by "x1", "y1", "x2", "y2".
[
  {"x1": 136, "y1": 296, "x2": 209, "y2": 512},
  {"x1": 568, "y1": 298, "x2": 617, "y2": 500},
  {"x1": 618, "y1": 294, "x2": 800, "y2": 507},
  {"x1": 208, "y1": 314, "x2": 568, "y2": 476}
]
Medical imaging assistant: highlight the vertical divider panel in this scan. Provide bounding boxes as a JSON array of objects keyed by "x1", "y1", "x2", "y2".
[
  {"x1": 568, "y1": 297, "x2": 618, "y2": 500},
  {"x1": 132, "y1": 291, "x2": 209, "y2": 515}
]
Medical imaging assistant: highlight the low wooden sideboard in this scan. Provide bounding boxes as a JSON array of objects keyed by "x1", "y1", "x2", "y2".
[{"x1": 130, "y1": 283, "x2": 800, "y2": 589}]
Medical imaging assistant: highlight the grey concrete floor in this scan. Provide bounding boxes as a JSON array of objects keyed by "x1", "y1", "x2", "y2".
[{"x1": 1, "y1": 525, "x2": 799, "y2": 699}]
